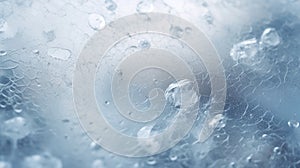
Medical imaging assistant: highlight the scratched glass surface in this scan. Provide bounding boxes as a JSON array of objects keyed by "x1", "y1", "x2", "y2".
[{"x1": 1, "y1": 0, "x2": 300, "y2": 168}]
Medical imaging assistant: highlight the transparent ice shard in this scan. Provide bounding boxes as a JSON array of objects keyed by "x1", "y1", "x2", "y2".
[
  {"x1": 259, "y1": 28, "x2": 280, "y2": 48},
  {"x1": 230, "y1": 38, "x2": 259, "y2": 63}
]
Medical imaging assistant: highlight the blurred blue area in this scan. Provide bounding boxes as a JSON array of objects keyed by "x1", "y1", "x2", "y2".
[{"x1": 1, "y1": 0, "x2": 300, "y2": 167}]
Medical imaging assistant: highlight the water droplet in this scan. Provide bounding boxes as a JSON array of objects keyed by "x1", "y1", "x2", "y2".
[
  {"x1": 146, "y1": 157, "x2": 157, "y2": 165},
  {"x1": 169, "y1": 25, "x2": 184, "y2": 38},
  {"x1": 273, "y1": 146, "x2": 281, "y2": 154},
  {"x1": 0, "y1": 161, "x2": 12, "y2": 168},
  {"x1": 33, "y1": 49, "x2": 40, "y2": 55},
  {"x1": 230, "y1": 38, "x2": 259, "y2": 62},
  {"x1": 0, "y1": 101, "x2": 7, "y2": 108},
  {"x1": 47, "y1": 47, "x2": 71, "y2": 60},
  {"x1": 88, "y1": 13, "x2": 106, "y2": 30},
  {"x1": 13, "y1": 103, "x2": 23, "y2": 113},
  {"x1": 246, "y1": 155, "x2": 252, "y2": 162},
  {"x1": 260, "y1": 28, "x2": 280, "y2": 48},
  {"x1": 2, "y1": 117, "x2": 31, "y2": 140},
  {"x1": 105, "y1": 0, "x2": 117, "y2": 11},
  {"x1": 92, "y1": 159, "x2": 104, "y2": 168},
  {"x1": 138, "y1": 40, "x2": 150, "y2": 49},
  {"x1": 90, "y1": 142, "x2": 101, "y2": 150},
  {"x1": 136, "y1": 0, "x2": 153, "y2": 13},
  {"x1": 0, "y1": 50, "x2": 7, "y2": 56},
  {"x1": 104, "y1": 100, "x2": 110, "y2": 105},
  {"x1": 169, "y1": 152, "x2": 178, "y2": 161},
  {"x1": 0, "y1": 18, "x2": 8, "y2": 33},
  {"x1": 229, "y1": 162, "x2": 236, "y2": 168},
  {"x1": 261, "y1": 134, "x2": 268, "y2": 138},
  {"x1": 288, "y1": 120, "x2": 299, "y2": 128},
  {"x1": 23, "y1": 153, "x2": 62, "y2": 168},
  {"x1": 165, "y1": 79, "x2": 198, "y2": 109}
]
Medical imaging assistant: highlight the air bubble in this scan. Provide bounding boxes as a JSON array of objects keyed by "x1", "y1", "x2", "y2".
[
  {"x1": 273, "y1": 147, "x2": 281, "y2": 154},
  {"x1": 0, "y1": 101, "x2": 6, "y2": 108},
  {"x1": 288, "y1": 120, "x2": 299, "y2": 128},
  {"x1": 229, "y1": 162, "x2": 236, "y2": 168},
  {"x1": 90, "y1": 142, "x2": 101, "y2": 150},
  {"x1": 88, "y1": 13, "x2": 106, "y2": 30},
  {"x1": 138, "y1": 40, "x2": 150, "y2": 49},
  {"x1": 0, "y1": 50, "x2": 7, "y2": 56},
  {"x1": 246, "y1": 155, "x2": 252, "y2": 163},
  {"x1": 136, "y1": 0, "x2": 154, "y2": 13},
  {"x1": 12, "y1": 103, "x2": 23, "y2": 113},
  {"x1": 259, "y1": 28, "x2": 280, "y2": 48},
  {"x1": 146, "y1": 157, "x2": 157, "y2": 165},
  {"x1": 32, "y1": 49, "x2": 40, "y2": 55}
]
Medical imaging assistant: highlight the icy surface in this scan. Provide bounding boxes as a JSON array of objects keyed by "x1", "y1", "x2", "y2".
[{"x1": 0, "y1": 0, "x2": 300, "y2": 168}]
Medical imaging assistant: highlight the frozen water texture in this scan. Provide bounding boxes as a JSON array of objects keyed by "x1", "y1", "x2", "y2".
[
  {"x1": 230, "y1": 38, "x2": 259, "y2": 63},
  {"x1": 164, "y1": 79, "x2": 198, "y2": 109},
  {"x1": 2, "y1": 117, "x2": 31, "y2": 140},
  {"x1": 23, "y1": 154, "x2": 62, "y2": 168},
  {"x1": 0, "y1": 0, "x2": 300, "y2": 168},
  {"x1": 259, "y1": 28, "x2": 281, "y2": 48},
  {"x1": 0, "y1": 18, "x2": 8, "y2": 34}
]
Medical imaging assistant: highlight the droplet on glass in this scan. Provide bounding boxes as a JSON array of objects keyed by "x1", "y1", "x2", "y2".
[
  {"x1": 88, "y1": 13, "x2": 106, "y2": 30},
  {"x1": 288, "y1": 120, "x2": 299, "y2": 128}
]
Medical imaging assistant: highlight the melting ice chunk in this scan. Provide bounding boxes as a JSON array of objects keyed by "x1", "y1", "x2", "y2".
[
  {"x1": 2, "y1": 117, "x2": 31, "y2": 140},
  {"x1": 164, "y1": 79, "x2": 198, "y2": 109},
  {"x1": 23, "y1": 153, "x2": 62, "y2": 168},
  {"x1": 259, "y1": 28, "x2": 280, "y2": 48},
  {"x1": 230, "y1": 38, "x2": 259, "y2": 62}
]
